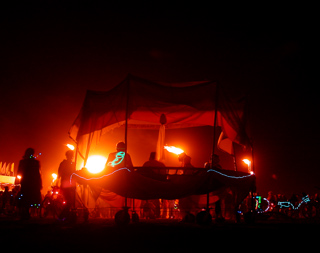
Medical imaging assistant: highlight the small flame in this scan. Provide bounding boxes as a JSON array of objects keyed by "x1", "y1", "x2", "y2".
[
  {"x1": 52, "y1": 173, "x2": 58, "y2": 184},
  {"x1": 66, "y1": 144, "x2": 75, "y2": 150},
  {"x1": 242, "y1": 159, "x2": 251, "y2": 165},
  {"x1": 52, "y1": 173, "x2": 57, "y2": 180},
  {"x1": 164, "y1": 146, "x2": 184, "y2": 155}
]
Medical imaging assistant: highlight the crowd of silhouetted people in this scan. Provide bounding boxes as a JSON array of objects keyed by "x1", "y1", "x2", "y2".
[
  {"x1": 239, "y1": 191, "x2": 320, "y2": 219},
  {"x1": 1, "y1": 146, "x2": 320, "y2": 222}
]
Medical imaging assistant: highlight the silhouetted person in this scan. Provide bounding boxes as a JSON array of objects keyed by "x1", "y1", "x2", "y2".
[
  {"x1": 204, "y1": 154, "x2": 222, "y2": 169},
  {"x1": 1, "y1": 186, "x2": 10, "y2": 212},
  {"x1": 141, "y1": 152, "x2": 166, "y2": 218},
  {"x1": 142, "y1": 151, "x2": 166, "y2": 176},
  {"x1": 17, "y1": 148, "x2": 42, "y2": 220},
  {"x1": 215, "y1": 199, "x2": 225, "y2": 222},
  {"x1": 58, "y1": 150, "x2": 76, "y2": 212},
  {"x1": 178, "y1": 152, "x2": 194, "y2": 175},
  {"x1": 178, "y1": 152, "x2": 193, "y2": 168},
  {"x1": 143, "y1": 152, "x2": 165, "y2": 168},
  {"x1": 178, "y1": 153, "x2": 198, "y2": 219},
  {"x1": 105, "y1": 142, "x2": 133, "y2": 172}
]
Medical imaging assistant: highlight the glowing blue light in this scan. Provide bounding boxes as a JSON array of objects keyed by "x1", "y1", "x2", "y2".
[
  {"x1": 278, "y1": 195, "x2": 310, "y2": 210},
  {"x1": 70, "y1": 167, "x2": 131, "y2": 183},
  {"x1": 206, "y1": 169, "x2": 253, "y2": 179}
]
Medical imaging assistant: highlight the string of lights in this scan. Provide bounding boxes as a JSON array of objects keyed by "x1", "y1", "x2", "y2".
[
  {"x1": 277, "y1": 195, "x2": 310, "y2": 210},
  {"x1": 70, "y1": 167, "x2": 131, "y2": 183},
  {"x1": 206, "y1": 169, "x2": 253, "y2": 179}
]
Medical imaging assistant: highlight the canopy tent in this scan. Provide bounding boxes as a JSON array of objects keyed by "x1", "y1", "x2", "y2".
[
  {"x1": 68, "y1": 74, "x2": 255, "y2": 222},
  {"x1": 68, "y1": 75, "x2": 254, "y2": 216},
  {"x1": 69, "y1": 74, "x2": 250, "y2": 164}
]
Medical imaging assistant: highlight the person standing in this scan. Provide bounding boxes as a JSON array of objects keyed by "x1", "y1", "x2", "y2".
[
  {"x1": 105, "y1": 142, "x2": 133, "y2": 172},
  {"x1": 58, "y1": 150, "x2": 76, "y2": 213},
  {"x1": 141, "y1": 152, "x2": 166, "y2": 218},
  {"x1": 17, "y1": 148, "x2": 42, "y2": 220}
]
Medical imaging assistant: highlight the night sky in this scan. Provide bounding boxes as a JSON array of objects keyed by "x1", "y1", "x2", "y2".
[{"x1": 1, "y1": 3, "x2": 317, "y2": 196}]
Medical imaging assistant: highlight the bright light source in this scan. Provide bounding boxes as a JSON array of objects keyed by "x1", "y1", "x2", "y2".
[
  {"x1": 17, "y1": 175, "x2": 22, "y2": 180},
  {"x1": 242, "y1": 159, "x2": 253, "y2": 174},
  {"x1": 66, "y1": 144, "x2": 75, "y2": 150},
  {"x1": 52, "y1": 173, "x2": 57, "y2": 180},
  {"x1": 164, "y1": 146, "x2": 184, "y2": 155},
  {"x1": 51, "y1": 173, "x2": 58, "y2": 184},
  {"x1": 84, "y1": 155, "x2": 107, "y2": 174},
  {"x1": 242, "y1": 159, "x2": 251, "y2": 165}
]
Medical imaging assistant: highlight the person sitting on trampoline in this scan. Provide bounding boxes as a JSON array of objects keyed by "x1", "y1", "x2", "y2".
[{"x1": 105, "y1": 142, "x2": 133, "y2": 173}]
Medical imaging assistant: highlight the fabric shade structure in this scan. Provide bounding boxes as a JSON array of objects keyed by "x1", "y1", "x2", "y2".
[
  {"x1": 69, "y1": 74, "x2": 250, "y2": 163},
  {"x1": 69, "y1": 74, "x2": 254, "y2": 216}
]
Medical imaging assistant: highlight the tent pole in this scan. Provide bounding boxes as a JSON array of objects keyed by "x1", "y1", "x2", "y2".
[
  {"x1": 124, "y1": 77, "x2": 130, "y2": 211},
  {"x1": 74, "y1": 143, "x2": 79, "y2": 209},
  {"x1": 251, "y1": 141, "x2": 255, "y2": 174},
  {"x1": 208, "y1": 82, "x2": 220, "y2": 211},
  {"x1": 211, "y1": 82, "x2": 219, "y2": 159},
  {"x1": 124, "y1": 82, "x2": 129, "y2": 166},
  {"x1": 233, "y1": 142, "x2": 238, "y2": 171}
]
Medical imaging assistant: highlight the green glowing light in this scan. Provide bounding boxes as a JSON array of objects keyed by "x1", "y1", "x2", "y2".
[{"x1": 107, "y1": 151, "x2": 125, "y2": 167}]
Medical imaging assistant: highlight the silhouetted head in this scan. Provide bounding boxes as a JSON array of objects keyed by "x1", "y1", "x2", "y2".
[
  {"x1": 212, "y1": 154, "x2": 220, "y2": 165},
  {"x1": 23, "y1": 148, "x2": 35, "y2": 159},
  {"x1": 178, "y1": 152, "x2": 192, "y2": 166},
  {"x1": 65, "y1": 150, "x2": 74, "y2": 160},
  {"x1": 178, "y1": 152, "x2": 187, "y2": 162},
  {"x1": 149, "y1": 152, "x2": 156, "y2": 160},
  {"x1": 184, "y1": 155, "x2": 191, "y2": 164},
  {"x1": 116, "y1": 142, "x2": 126, "y2": 151}
]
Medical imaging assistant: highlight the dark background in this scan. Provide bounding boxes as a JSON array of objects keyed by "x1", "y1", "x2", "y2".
[{"x1": 0, "y1": 3, "x2": 317, "y2": 196}]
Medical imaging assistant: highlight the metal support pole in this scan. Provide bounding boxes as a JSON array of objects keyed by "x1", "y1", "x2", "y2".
[
  {"x1": 124, "y1": 77, "x2": 130, "y2": 210},
  {"x1": 207, "y1": 82, "x2": 220, "y2": 211},
  {"x1": 233, "y1": 142, "x2": 238, "y2": 171},
  {"x1": 211, "y1": 82, "x2": 219, "y2": 161}
]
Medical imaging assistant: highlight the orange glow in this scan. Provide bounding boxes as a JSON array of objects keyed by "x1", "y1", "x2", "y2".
[
  {"x1": 17, "y1": 175, "x2": 22, "y2": 180},
  {"x1": 242, "y1": 159, "x2": 251, "y2": 165},
  {"x1": 164, "y1": 146, "x2": 184, "y2": 155},
  {"x1": 52, "y1": 173, "x2": 57, "y2": 182},
  {"x1": 242, "y1": 159, "x2": 253, "y2": 174},
  {"x1": 66, "y1": 144, "x2": 75, "y2": 150},
  {"x1": 82, "y1": 155, "x2": 107, "y2": 174}
]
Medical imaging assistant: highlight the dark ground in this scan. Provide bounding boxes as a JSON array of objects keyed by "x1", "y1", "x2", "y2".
[{"x1": 0, "y1": 216, "x2": 317, "y2": 251}]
